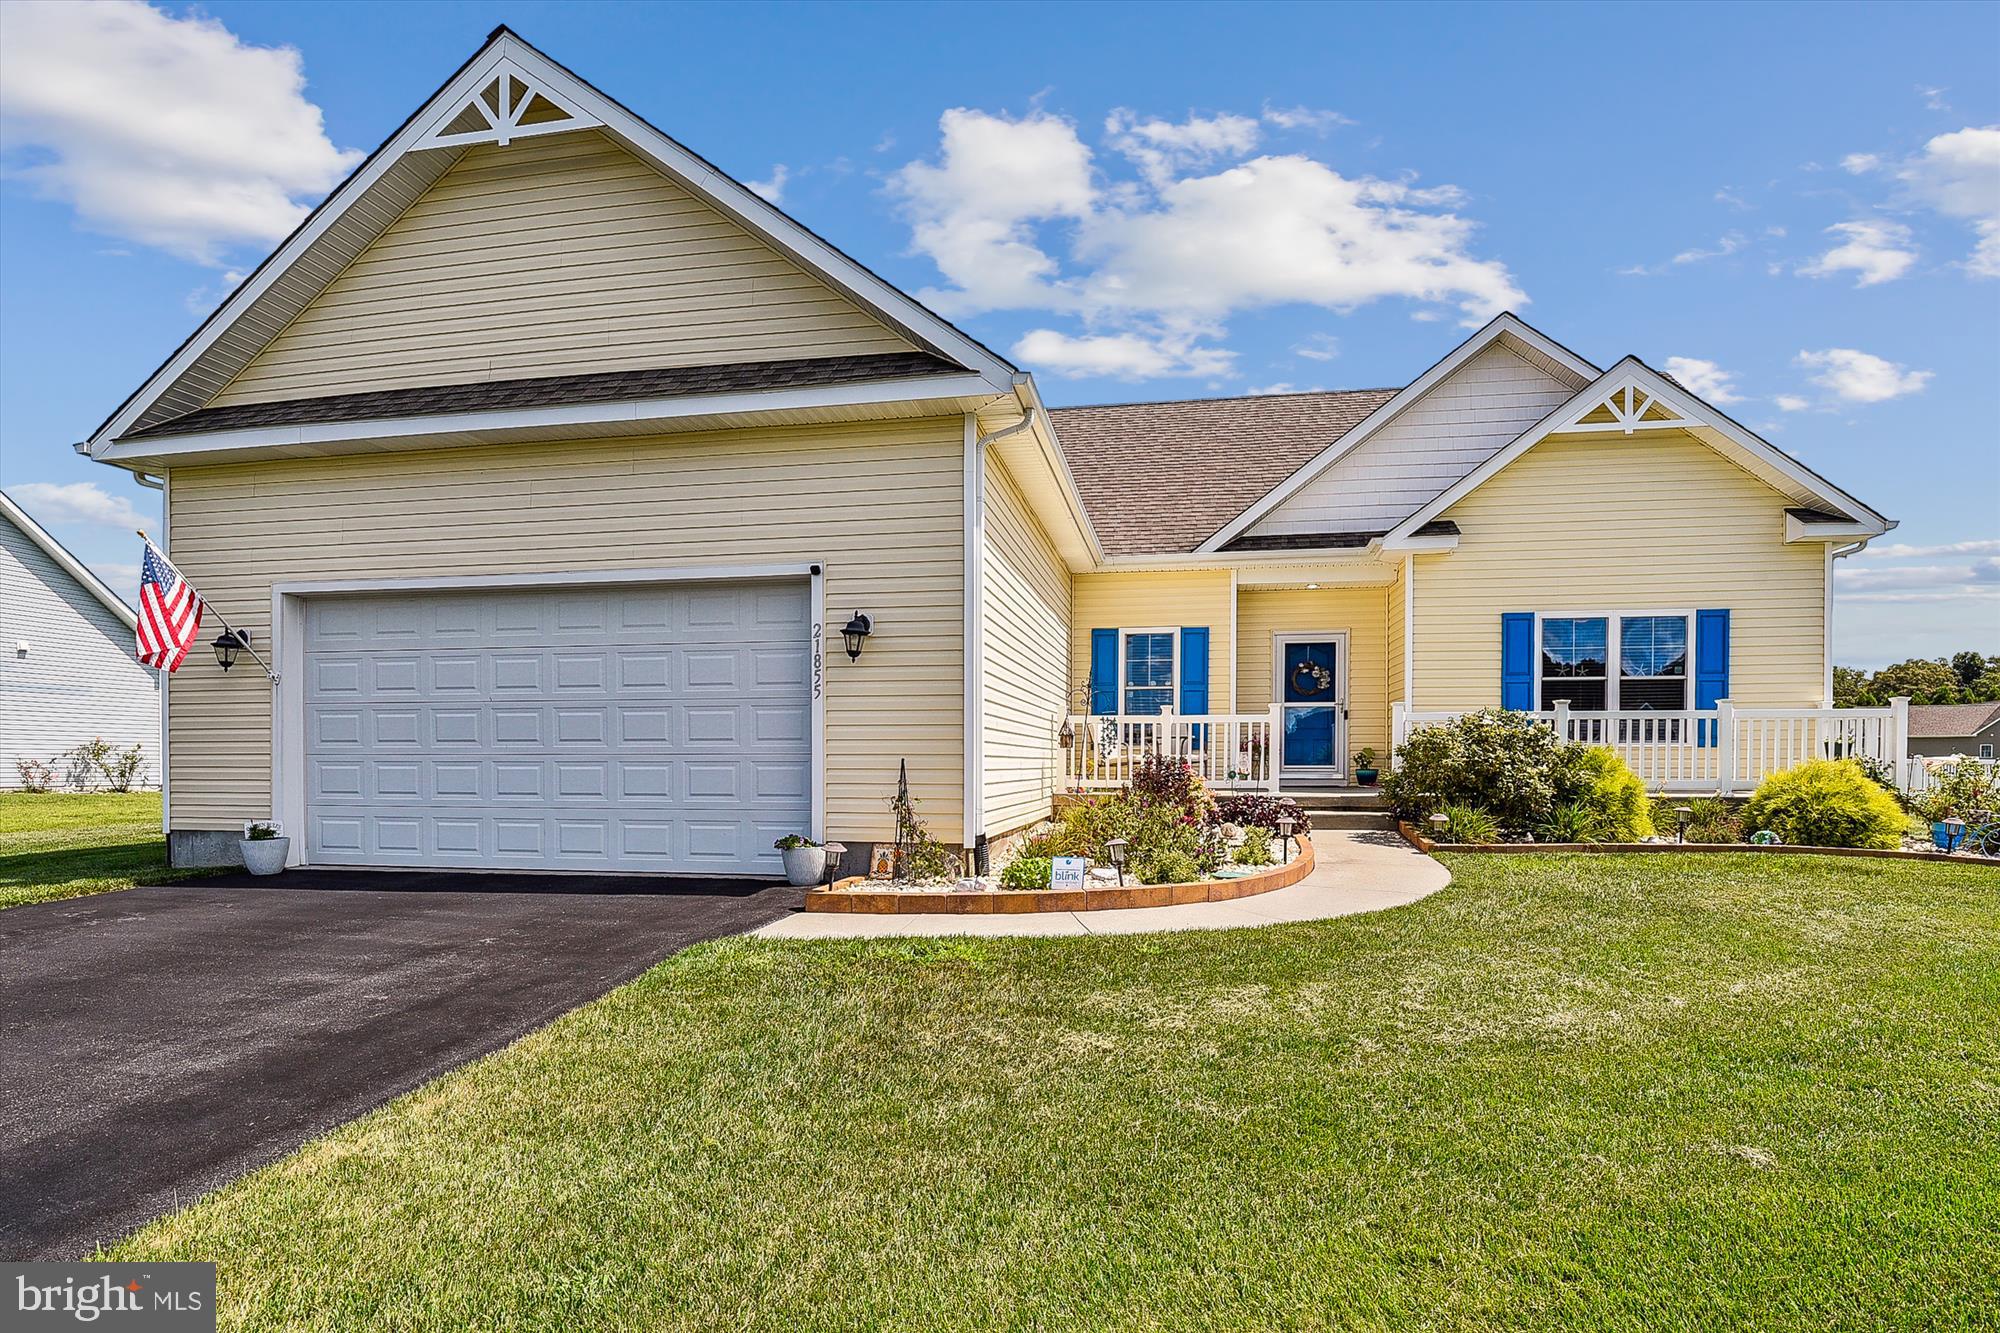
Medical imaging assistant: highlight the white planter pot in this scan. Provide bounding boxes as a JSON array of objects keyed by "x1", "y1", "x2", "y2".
[
  {"x1": 780, "y1": 845, "x2": 828, "y2": 886},
  {"x1": 240, "y1": 837, "x2": 290, "y2": 876}
]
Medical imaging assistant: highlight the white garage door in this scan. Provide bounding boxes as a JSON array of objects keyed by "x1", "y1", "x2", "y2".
[{"x1": 303, "y1": 579, "x2": 811, "y2": 875}]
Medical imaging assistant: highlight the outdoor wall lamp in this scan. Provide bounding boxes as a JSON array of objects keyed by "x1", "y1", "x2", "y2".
[
  {"x1": 213, "y1": 629, "x2": 251, "y2": 671},
  {"x1": 840, "y1": 612, "x2": 873, "y2": 661}
]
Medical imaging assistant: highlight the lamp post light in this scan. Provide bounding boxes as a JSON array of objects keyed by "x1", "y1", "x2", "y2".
[
  {"x1": 1941, "y1": 817, "x2": 1967, "y2": 853},
  {"x1": 1428, "y1": 811, "x2": 1449, "y2": 844},
  {"x1": 1275, "y1": 814, "x2": 1297, "y2": 862},
  {"x1": 1105, "y1": 837, "x2": 1129, "y2": 887},
  {"x1": 1673, "y1": 805, "x2": 1694, "y2": 844},
  {"x1": 840, "y1": 612, "x2": 873, "y2": 661},
  {"x1": 212, "y1": 628, "x2": 250, "y2": 671},
  {"x1": 820, "y1": 841, "x2": 847, "y2": 886}
]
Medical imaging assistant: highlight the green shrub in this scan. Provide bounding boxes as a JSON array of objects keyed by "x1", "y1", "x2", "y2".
[
  {"x1": 1210, "y1": 793, "x2": 1312, "y2": 835},
  {"x1": 1741, "y1": 760, "x2": 1906, "y2": 849},
  {"x1": 1135, "y1": 849, "x2": 1202, "y2": 885},
  {"x1": 1381, "y1": 709, "x2": 1571, "y2": 831},
  {"x1": 999, "y1": 856, "x2": 1052, "y2": 891},
  {"x1": 1029, "y1": 794, "x2": 1221, "y2": 874},
  {"x1": 1438, "y1": 804, "x2": 1501, "y2": 844},
  {"x1": 1680, "y1": 796, "x2": 1743, "y2": 844},
  {"x1": 1535, "y1": 803, "x2": 1593, "y2": 843},
  {"x1": 1234, "y1": 826, "x2": 1274, "y2": 866},
  {"x1": 1130, "y1": 751, "x2": 1213, "y2": 821},
  {"x1": 1560, "y1": 747, "x2": 1654, "y2": 841}
]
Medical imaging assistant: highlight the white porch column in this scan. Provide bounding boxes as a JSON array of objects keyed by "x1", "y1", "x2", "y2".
[
  {"x1": 1268, "y1": 704, "x2": 1282, "y2": 793},
  {"x1": 1715, "y1": 699, "x2": 1736, "y2": 794},
  {"x1": 1888, "y1": 696, "x2": 1911, "y2": 791}
]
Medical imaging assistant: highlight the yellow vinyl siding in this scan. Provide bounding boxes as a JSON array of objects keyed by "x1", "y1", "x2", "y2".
[
  {"x1": 1412, "y1": 430, "x2": 1826, "y2": 707},
  {"x1": 980, "y1": 453, "x2": 1073, "y2": 837},
  {"x1": 1067, "y1": 571, "x2": 1233, "y2": 715},
  {"x1": 1234, "y1": 586, "x2": 1391, "y2": 764},
  {"x1": 164, "y1": 416, "x2": 964, "y2": 843},
  {"x1": 209, "y1": 131, "x2": 915, "y2": 407}
]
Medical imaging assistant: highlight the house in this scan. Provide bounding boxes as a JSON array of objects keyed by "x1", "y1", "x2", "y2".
[
  {"x1": 1906, "y1": 702, "x2": 2000, "y2": 760},
  {"x1": 0, "y1": 491, "x2": 160, "y2": 789},
  {"x1": 79, "y1": 28, "x2": 1897, "y2": 873}
]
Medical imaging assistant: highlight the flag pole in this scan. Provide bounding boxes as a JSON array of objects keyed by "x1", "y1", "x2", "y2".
[{"x1": 138, "y1": 529, "x2": 279, "y2": 682}]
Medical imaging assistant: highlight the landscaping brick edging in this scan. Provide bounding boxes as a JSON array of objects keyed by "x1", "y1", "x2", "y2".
[
  {"x1": 1397, "y1": 821, "x2": 2000, "y2": 867},
  {"x1": 804, "y1": 837, "x2": 1316, "y2": 914}
]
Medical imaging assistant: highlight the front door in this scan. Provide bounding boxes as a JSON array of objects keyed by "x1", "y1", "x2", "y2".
[{"x1": 1276, "y1": 634, "x2": 1346, "y2": 783}]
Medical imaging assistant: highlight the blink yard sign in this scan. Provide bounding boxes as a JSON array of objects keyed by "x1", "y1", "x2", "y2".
[{"x1": 1050, "y1": 857, "x2": 1086, "y2": 890}]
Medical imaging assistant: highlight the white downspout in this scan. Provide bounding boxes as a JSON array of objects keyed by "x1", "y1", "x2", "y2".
[{"x1": 132, "y1": 471, "x2": 169, "y2": 842}]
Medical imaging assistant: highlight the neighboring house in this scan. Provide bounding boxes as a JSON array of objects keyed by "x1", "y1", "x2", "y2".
[
  {"x1": 0, "y1": 491, "x2": 159, "y2": 789},
  {"x1": 1906, "y1": 702, "x2": 2000, "y2": 760},
  {"x1": 78, "y1": 29, "x2": 1895, "y2": 872}
]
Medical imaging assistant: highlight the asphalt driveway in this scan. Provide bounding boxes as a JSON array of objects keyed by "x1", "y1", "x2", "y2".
[{"x1": 0, "y1": 871, "x2": 801, "y2": 1259}]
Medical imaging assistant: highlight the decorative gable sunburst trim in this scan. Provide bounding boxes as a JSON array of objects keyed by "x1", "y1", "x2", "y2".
[
  {"x1": 1380, "y1": 356, "x2": 1894, "y2": 549},
  {"x1": 412, "y1": 58, "x2": 601, "y2": 149},
  {"x1": 1548, "y1": 378, "x2": 1699, "y2": 435},
  {"x1": 1193, "y1": 313, "x2": 1598, "y2": 554},
  {"x1": 83, "y1": 26, "x2": 1015, "y2": 457}
]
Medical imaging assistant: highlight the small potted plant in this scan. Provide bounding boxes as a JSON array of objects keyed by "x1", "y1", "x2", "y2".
[
  {"x1": 774, "y1": 834, "x2": 827, "y2": 886},
  {"x1": 1352, "y1": 748, "x2": 1380, "y2": 785},
  {"x1": 240, "y1": 821, "x2": 289, "y2": 876}
]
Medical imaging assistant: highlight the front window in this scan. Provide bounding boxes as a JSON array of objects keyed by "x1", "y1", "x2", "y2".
[
  {"x1": 1540, "y1": 612, "x2": 1691, "y2": 711},
  {"x1": 1981, "y1": 744, "x2": 1995, "y2": 760},
  {"x1": 1122, "y1": 631, "x2": 1175, "y2": 715},
  {"x1": 1540, "y1": 617, "x2": 1607, "y2": 710},
  {"x1": 1618, "y1": 615, "x2": 1689, "y2": 711}
]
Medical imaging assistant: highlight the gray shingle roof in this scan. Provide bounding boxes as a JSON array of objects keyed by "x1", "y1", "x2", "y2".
[
  {"x1": 125, "y1": 351, "x2": 964, "y2": 440},
  {"x1": 1907, "y1": 701, "x2": 2000, "y2": 738},
  {"x1": 1048, "y1": 388, "x2": 1400, "y2": 556}
]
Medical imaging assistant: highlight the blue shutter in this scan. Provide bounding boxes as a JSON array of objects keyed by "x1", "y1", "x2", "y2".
[
  {"x1": 1089, "y1": 629, "x2": 1117, "y2": 714},
  {"x1": 1500, "y1": 613, "x2": 1535, "y2": 710},
  {"x1": 1695, "y1": 609, "x2": 1730, "y2": 746},
  {"x1": 1179, "y1": 627, "x2": 1210, "y2": 715}
]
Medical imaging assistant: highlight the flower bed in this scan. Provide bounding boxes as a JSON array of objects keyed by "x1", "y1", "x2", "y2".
[{"x1": 803, "y1": 836, "x2": 1315, "y2": 914}]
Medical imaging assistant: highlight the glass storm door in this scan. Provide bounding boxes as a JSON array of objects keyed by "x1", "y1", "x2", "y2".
[{"x1": 1278, "y1": 636, "x2": 1344, "y2": 781}]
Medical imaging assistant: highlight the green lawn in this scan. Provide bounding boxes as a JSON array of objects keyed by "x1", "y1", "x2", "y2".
[
  {"x1": 108, "y1": 853, "x2": 1998, "y2": 1330},
  {"x1": 0, "y1": 791, "x2": 184, "y2": 910}
]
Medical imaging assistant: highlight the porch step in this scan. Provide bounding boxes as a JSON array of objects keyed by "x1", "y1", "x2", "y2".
[
  {"x1": 1282, "y1": 789, "x2": 1390, "y2": 812},
  {"x1": 1309, "y1": 810, "x2": 1399, "y2": 832}
]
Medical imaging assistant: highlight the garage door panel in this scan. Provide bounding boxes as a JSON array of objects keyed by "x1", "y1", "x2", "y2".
[{"x1": 303, "y1": 580, "x2": 809, "y2": 874}]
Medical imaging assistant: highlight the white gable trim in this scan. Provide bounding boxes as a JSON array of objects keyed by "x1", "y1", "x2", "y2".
[
  {"x1": 1194, "y1": 313, "x2": 1597, "y2": 553},
  {"x1": 411, "y1": 56, "x2": 602, "y2": 150},
  {"x1": 0, "y1": 490, "x2": 138, "y2": 630},
  {"x1": 1380, "y1": 357, "x2": 1894, "y2": 548},
  {"x1": 86, "y1": 28, "x2": 1014, "y2": 455}
]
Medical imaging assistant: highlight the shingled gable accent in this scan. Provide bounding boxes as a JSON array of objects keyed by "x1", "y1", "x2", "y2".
[{"x1": 85, "y1": 27, "x2": 1015, "y2": 455}]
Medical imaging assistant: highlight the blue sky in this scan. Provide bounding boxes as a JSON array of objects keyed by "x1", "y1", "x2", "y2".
[{"x1": 1, "y1": 0, "x2": 1994, "y2": 667}]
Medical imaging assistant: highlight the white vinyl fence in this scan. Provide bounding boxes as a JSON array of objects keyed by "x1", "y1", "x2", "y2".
[{"x1": 1391, "y1": 697, "x2": 1913, "y2": 794}]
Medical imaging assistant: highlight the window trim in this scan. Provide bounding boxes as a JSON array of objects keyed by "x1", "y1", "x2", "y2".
[
  {"x1": 1117, "y1": 626, "x2": 1180, "y2": 716},
  {"x1": 1980, "y1": 743, "x2": 1995, "y2": 761},
  {"x1": 1533, "y1": 609, "x2": 1697, "y2": 712}
]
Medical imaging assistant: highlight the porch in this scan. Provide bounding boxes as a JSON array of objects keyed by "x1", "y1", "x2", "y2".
[{"x1": 1059, "y1": 697, "x2": 1917, "y2": 797}]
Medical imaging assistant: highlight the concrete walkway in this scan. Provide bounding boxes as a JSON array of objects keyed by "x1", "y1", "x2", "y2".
[{"x1": 755, "y1": 830, "x2": 1448, "y2": 939}]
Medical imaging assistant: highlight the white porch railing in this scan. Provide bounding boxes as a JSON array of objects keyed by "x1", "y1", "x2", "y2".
[
  {"x1": 1062, "y1": 710, "x2": 1281, "y2": 792},
  {"x1": 1902, "y1": 754, "x2": 1997, "y2": 794},
  {"x1": 1390, "y1": 697, "x2": 1914, "y2": 794}
]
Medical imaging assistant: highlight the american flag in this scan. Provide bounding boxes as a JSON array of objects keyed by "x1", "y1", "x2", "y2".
[{"x1": 136, "y1": 542, "x2": 204, "y2": 672}]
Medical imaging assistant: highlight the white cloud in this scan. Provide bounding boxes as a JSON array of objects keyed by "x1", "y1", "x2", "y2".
[
  {"x1": 1261, "y1": 104, "x2": 1354, "y2": 133},
  {"x1": 1896, "y1": 125, "x2": 2000, "y2": 277},
  {"x1": 1292, "y1": 333, "x2": 1341, "y2": 361},
  {"x1": 1245, "y1": 382, "x2": 1324, "y2": 396},
  {"x1": 1673, "y1": 232, "x2": 1747, "y2": 265},
  {"x1": 1010, "y1": 328, "x2": 1235, "y2": 380},
  {"x1": 890, "y1": 108, "x2": 1094, "y2": 314},
  {"x1": 1854, "y1": 538, "x2": 2000, "y2": 559},
  {"x1": 1663, "y1": 356, "x2": 1743, "y2": 404},
  {"x1": 1104, "y1": 109, "x2": 1260, "y2": 187},
  {"x1": 895, "y1": 106, "x2": 1524, "y2": 377},
  {"x1": 745, "y1": 164, "x2": 789, "y2": 204},
  {"x1": 1835, "y1": 559, "x2": 2000, "y2": 597},
  {"x1": 1799, "y1": 219, "x2": 1918, "y2": 286},
  {"x1": 93, "y1": 561, "x2": 140, "y2": 589},
  {"x1": 0, "y1": 0, "x2": 361, "y2": 264},
  {"x1": 1795, "y1": 348, "x2": 1932, "y2": 402},
  {"x1": 10, "y1": 480, "x2": 150, "y2": 530},
  {"x1": 1840, "y1": 153, "x2": 1882, "y2": 174},
  {"x1": 1918, "y1": 85, "x2": 1950, "y2": 112},
  {"x1": 1774, "y1": 394, "x2": 1810, "y2": 412},
  {"x1": 1714, "y1": 187, "x2": 1753, "y2": 211}
]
